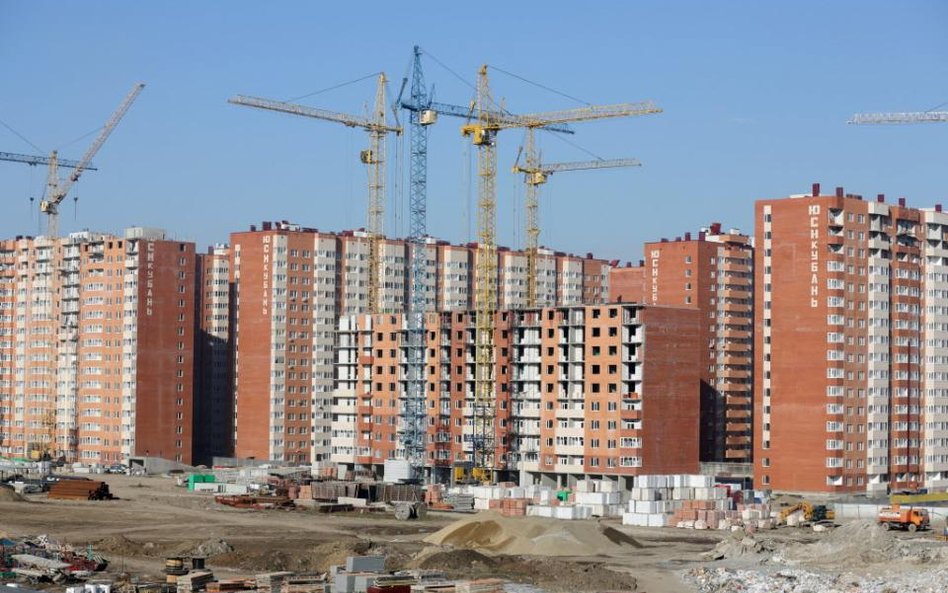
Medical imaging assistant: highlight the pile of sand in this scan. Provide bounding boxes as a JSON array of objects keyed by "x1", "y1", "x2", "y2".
[
  {"x1": 781, "y1": 520, "x2": 907, "y2": 567},
  {"x1": 0, "y1": 486, "x2": 25, "y2": 502},
  {"x1": 423, "y1": 512, "x2": 642, "y2": 557}
]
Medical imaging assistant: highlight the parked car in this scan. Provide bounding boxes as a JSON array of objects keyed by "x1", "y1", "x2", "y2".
[{"x1": 105, "y1": 463, "x2": 128, "y2": 474}]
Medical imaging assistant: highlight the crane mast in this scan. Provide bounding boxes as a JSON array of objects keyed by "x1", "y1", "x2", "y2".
[
  {"x1": 230, "y1": 76, "x2": 401, "y2": 314},
  {"x1": 41, "y1": 83, "x2": 145, "y2": 238},
  {"x1": 514, "y1": 130, "x2": 641, "y2": 307},
  {"x1": 459, "y1": 66, "x2": 501, "y2": 479},
  {"x1": 403, "y1": 47, "x2": 432, "y2": 481},
  {"x1": 461, "y1": 67, "x2": 660, "y2": 478}
]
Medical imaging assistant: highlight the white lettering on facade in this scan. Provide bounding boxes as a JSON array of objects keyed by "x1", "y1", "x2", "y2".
[
  {"x1": 808, "y1": 205, "x2": 820, "y2": 307},
  {"x1": 650, "y1": 249, "x2": 660, "y2": 304},
  {"x1": 146, "y1": 242, "x2": 155, "y2": 316},
  {"x1": 262, "y1": 236, "x2": 271, "y2": 316}
]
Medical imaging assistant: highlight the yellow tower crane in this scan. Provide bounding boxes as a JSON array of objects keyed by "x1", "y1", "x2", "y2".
[
  {"x1": 513, "y1": 129, "x2": 641, "y2": 307},
  {"x1": 460, "y1": 65, "x2": 661, "y2": 479},
  {"x1": 229, "y1": 75, "x2": 402, "y2": 314}
]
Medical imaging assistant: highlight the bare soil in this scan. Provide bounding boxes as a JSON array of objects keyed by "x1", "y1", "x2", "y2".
[{"x1": 0, "y1": 475, "x2": 848, "y2": 593}]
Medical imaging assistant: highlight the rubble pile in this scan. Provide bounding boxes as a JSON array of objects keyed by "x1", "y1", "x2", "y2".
[
  {"x1": 687, "y1": 566, "x2": 948, "y2": 593},
  {"x1": 703, "y1": 533, "x2": 776, "y2": 561}
]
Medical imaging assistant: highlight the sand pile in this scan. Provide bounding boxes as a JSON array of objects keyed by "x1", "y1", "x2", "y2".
[
  {"x1": 780, "y1": 520, "x2": 908, "y2": 567},
  {"x1": 0, "y1": 486, "x2": 25, "y2": 502},
  {"x1": 423, "y1": 512, "x2": 642, "y2": 557}
]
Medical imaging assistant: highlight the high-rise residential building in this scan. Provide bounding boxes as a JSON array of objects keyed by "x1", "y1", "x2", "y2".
[
  {"x1": 331, "y1": 303, "x2": 701, "y2": 487},
  {"x1": 194, "y1": 245, "x2": 233, "y2": 463},
  {"x1": 755, "y1": 184, "x2": 948, "y2": 494},
  {"x1": 0, "y1": 228, "x2": 197, "y2": 464},
  {"x1": 230, "y1": 221, "x2": 613, "y2": 465},
  {"x1": 608, "y1": 225, "x2": 755, "y2": 464}
]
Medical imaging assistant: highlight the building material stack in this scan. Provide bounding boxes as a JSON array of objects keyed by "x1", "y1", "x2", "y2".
[
  {"x1": 622, "y1": 474, "x2": 730, "y2": 527},
  {"x1": 256, "y1": 572, "x2": 295, "y2": 593},
  {"x1": 48, "y1": 480, "x2": 113, "y2": 501},
  {"x1": 177, "y1": 571, "x2": 215, "y2": 593},
  {"x1": 281, "y1": 574, "x2": 328, "y2": 593}
]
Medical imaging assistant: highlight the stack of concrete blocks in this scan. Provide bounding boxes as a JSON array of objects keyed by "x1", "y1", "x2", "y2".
[
  {"x1": 571, "y1": 479, "x2": 623, "y2": 518},
  {"x1": 331, "y1": 556, "x2": 386, "y2": 593},
  {"x1": 177, "y1": 571, "x2": 215, "y2": 593},
  {"x1": 622, "y1": 474, "x2": 732, "y2": 528},
  {"x1": 738, "y1": 503, "x2": 775, "y2": 531}
]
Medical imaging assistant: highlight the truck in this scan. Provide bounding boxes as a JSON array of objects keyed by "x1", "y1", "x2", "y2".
[{"x1": 877, "y1": 505, "x2": 930, "y2": 532}]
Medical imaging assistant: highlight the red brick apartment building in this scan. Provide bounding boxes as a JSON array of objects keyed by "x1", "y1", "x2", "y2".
[
  {"x1": 609, "y1": 225, "x2": 755, "y2": 465},
  {"x1": 755, "y1": 184, "x2": 948, "y2": 494},
  {"x1": 0, "y1": 228, "x2": 197, "y2": 464},
  {"x1": 230, "y1": 221, "x2": 614, "y2": 465},
  {"x1": 330, "y1": 303, "x2": 701, "y2": 487}
]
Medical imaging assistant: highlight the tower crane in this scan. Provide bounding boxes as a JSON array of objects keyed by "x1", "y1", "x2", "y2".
[
  {"x1": 399, "y1": 48, "x2": 432, "y2": 483},
  {"x1": 0, "y1": 152, "x2": 95, "y2": 170},
  {"x1": 394, "y1": 47, "x2": 573, "y2": 484},
  {"x1": 461, "y1": 64, "x2": 661, "y2": 479},
  {"x1": 513, "y1": 130, "x2": 641, "y2": 307},
  {"x1": 229, "y1": 75, "x2": 402, "y2": 315},
  {"x1": 36, "y1": 83, "x2": 145, "y2": 238},
  {"x1": 849, "y1": 111, "x2": 948, "y2": 124}
]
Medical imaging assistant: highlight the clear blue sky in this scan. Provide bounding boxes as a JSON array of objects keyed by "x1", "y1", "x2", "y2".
[{"x1": 1, "y1": 1, "x2": 946, "y2": 262}]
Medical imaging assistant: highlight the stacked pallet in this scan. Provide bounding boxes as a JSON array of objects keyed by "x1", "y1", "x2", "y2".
[{"x1": 48, "y1": 480, "x2": 113, "y2": 501}]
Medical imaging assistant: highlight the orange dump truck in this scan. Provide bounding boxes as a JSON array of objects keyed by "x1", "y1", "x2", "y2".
[{"x1": 877, "y1": 505, "x2": 930, "y2": 532}]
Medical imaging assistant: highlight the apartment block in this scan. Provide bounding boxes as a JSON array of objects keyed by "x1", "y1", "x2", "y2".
[
  {"x1": 0, "y1": 228, "x2": 197, "y2": 464},
  {"x1": 330, "y1": 303, "x2": 701, "y2": 487},
  {"x1": 608, "y1": 225, "x2": 755, "y2": 464},
  {"x1": 230, "y1": 221, "x2": 613, "y2": 464},
  {"x1": 194, "y1": 245, "x2": 233, "y2": 463},
  {"x1": 755, "y1": 184, "x2": 948, "y2": 494}
]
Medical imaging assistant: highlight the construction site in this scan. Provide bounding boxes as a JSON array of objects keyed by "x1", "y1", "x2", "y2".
[
  {"x1": 2, "y1": 471, "x2": 948, "y2": 593},
  {"x1": 4, "y1": 4, "x2": 948, "y2": 593}
]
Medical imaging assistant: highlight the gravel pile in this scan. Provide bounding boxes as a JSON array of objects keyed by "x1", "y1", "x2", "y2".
[{"x1": 687, "y1": 566, "x2": 948, "y2": 593}]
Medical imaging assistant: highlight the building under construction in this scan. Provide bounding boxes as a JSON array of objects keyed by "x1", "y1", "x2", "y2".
[{"x1": 331, "y1": 303, "x2": 701, "y2": 486}]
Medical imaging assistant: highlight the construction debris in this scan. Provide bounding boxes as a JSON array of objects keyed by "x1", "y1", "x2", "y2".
[{"x1": 688, "y1": 566, "x2": 948, "y2": 593}]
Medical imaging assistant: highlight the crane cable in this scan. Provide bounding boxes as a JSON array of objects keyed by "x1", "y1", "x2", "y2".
[{"x1": 0, "y1": 118, "x2": 43, "y2": 153}]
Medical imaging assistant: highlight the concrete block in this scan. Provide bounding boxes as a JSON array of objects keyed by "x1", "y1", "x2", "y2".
[{"x1": 346, "y1": 555, "x2": 385, "y2": 573}]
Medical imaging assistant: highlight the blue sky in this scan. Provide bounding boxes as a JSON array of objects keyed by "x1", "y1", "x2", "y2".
[{"x1": 1, "y1": 1, "x2": 946, "y2": 262}]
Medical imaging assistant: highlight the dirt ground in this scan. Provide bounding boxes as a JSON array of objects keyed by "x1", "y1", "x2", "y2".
[{"x1": 0, "y1": 474, "x2": 912, "y2": 593}]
